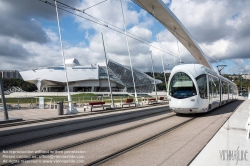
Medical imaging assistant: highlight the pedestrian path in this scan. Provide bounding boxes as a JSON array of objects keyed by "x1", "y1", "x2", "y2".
[
  {"x1": 191, "y1": 97, "x2": 250, "y2": 166},
  {"x1": 0, "y1": 102, "x2": 168, "y2": 121}
]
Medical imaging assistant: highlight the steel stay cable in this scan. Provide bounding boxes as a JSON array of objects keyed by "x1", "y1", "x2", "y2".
[
  {"x1": 38, "y1": 0, "x2": 195, "y2": 64},
  {"x1": 49, "y1": 0, "x2": 183, "y2": 58},
  {"x1": 132, "y1": 0, "x2": 221, "y2": 65},
  {"x1": 186, "y1": 31, "x2": 227, "y2": 64}
]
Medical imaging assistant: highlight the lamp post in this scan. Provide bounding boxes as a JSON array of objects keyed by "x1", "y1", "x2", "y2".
[
  {"x1": 55, "y1": 0, "x2": 77, "y2": 114},
  {"x1": 99, "y1": 26, "x2": 115, "y2": 108},
  {"x1": 150, "y1": 51, "x2": 158, "y2": 101},
  {"x1": 0, "y1": 73, "x2": 22, "y2": 123},
  {"x1": 0, "y1": 73, "x2": 8, "y2": 120},
  {"x1": 119, "y1": 0, "x2": 138, "y2": 104},
  {"x1": 164, "y1": 64, "x2": 169, "y2": 91}
]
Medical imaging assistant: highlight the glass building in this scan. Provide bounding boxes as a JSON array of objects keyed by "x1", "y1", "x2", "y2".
[
  {"x1": 107, "y1": 60, "x2": 161, "y2": 93},
  {"x1": 20, "y1": 58, "x2": 162, "y2": 93}
]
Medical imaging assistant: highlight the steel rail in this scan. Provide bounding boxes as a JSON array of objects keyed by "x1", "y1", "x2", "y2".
[
  {"x1": 0, "y1": 109, "x2": 172, "y2": 150},
  {"x1": 86, "y1": 117, "x2": 195, "y2": 166},
  {"x1": 0, "y1": 103, "x2": 168, "y2": 128},
  {"x1": 2, "y1": 112, "x2": 176, "y2": 165}
]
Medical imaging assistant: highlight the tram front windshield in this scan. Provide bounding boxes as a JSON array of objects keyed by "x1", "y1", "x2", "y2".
[{"x1": 169, "y1": 72, "x2": 197, "y2": 99}]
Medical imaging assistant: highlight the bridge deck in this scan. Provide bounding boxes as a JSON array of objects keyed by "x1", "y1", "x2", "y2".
[{"x1": 191, "y1": 97, "x2": 250, "y2": 166}]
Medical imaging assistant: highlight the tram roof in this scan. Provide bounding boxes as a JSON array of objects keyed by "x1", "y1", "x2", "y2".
[{"x1": 133, "y1": 0, "x2": 212, "y2": 70}]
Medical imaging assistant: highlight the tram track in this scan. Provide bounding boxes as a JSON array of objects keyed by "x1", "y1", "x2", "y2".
[
  {"x1": 0, "y1": 103, "x2": 167, "y2": 129},
  {"x1": 1, "y1": 111, "x2": 180, "y2": 165},
  {"x1": 5, "y1": 102, "x2": 239, "y2": 166},
  {"x1": 0, "y1": 105, "x2": 169, "y2": 139},
  {"x1": 100, "y1": 100, "x2": 244, "y2": 166},
  {"x1": 6, "y1": 117, "x2": 194, "y2": 166},
  {"x1": 0, "y1": 111, "x2": 175, "y2": 150},
  {"x1": 1, "y1": 99, "x2": 242, "y2": 166},
  {"x1": 86, "y1": 117, "x2": 195, "y2": 166}
]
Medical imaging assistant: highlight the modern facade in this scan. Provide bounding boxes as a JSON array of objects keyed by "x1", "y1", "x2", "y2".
[{"x1": 20, "y1": 58, "x2": 162, "y2": 93}]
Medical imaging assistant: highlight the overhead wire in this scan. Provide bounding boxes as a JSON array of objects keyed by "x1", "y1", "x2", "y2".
[
  {"x1": 38, "y1": 0, "x2": 195, "y2": 64},
  {"x1": 51, "y1": 0, "x2": 183, "y2": 59},
  {"x1": 186, "y1": 31, "x2": 227, "y2": 64},
  {"x1": 131, "y1": 0, "x2": 223, "y2": 66}
]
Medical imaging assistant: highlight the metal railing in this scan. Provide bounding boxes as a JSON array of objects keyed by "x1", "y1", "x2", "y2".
[{"x1": 0, "y1": 95, "x2": 168, "y2": 110}]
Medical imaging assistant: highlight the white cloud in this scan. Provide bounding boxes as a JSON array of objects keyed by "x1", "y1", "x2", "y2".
[
  {"x1": 0, "y1": 0, "x2": 250, "y2": 75},
  {"x1": 45, "y1": 29, "x2": 59, "y2": 43},
  {"x1": 162, "y1": 0, "x2": 171, "y2": 4},
  {"x1": 74, "y1": 0, "x2": 141, "y2": 31}
]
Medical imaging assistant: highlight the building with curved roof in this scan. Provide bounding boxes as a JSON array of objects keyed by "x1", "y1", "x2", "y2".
[{"x1": 20, "y1": 59, "x2": 162, "y2": 93}]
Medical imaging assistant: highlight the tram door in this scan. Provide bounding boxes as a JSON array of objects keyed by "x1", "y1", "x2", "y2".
[
  {"x1": 229, "y1": 85, "x2": 233, "y2": 101},
  {"x1": 221, "y1": 81, "x2": 229, "y2": 105},
  {"x1": 208, "y1": 76, "x2": 212, "y2": 109},
  {"x1": 208, "y1": 76, "x2": 220, "y2": 110}
]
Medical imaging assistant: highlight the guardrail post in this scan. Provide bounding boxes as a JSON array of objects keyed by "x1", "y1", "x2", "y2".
[
  {"x1": 78, "y1": 97, "x2": 80, "y2": 107},
  {"x1": 18, "y1": 98, "x2": 20, "y2": 109},
  {"x1": 50, "y1": 98, "x2": 52, "y2": 109},
  {"x1": 0, "y1": 73, "x2": 9, "y2": 120},
  {"x1": 30, "y1": 98, "x2": 34, "y2": 108}
]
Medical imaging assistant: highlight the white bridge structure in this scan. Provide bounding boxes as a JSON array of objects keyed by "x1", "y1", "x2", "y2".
[{"x1": 133, "y1": 0, "x2": 212, "y2": 69}]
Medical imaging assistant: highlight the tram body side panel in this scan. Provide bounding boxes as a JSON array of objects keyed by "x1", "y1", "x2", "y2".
[{"x1": 197, "y1": 97, "x2": 209, "y2": 113}]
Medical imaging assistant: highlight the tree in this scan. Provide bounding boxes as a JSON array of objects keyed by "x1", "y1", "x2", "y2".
[
  {"x1": 2, "y1": 78, "x2": 37, "y2": 92},
  {"x1": 145, "y1": 72, "x2": 170, "y2": 91}
]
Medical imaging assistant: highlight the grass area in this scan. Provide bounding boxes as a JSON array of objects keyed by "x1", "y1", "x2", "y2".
[
  {"x1": 0, "y1": 93, "x2": 157, "y2": 105},
  {"x1": 1, "y1": 92, "x2": 169, "y2": 107}
]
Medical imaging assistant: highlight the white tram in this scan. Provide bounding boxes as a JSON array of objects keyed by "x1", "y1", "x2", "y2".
[{"x1": 167, "y1": 64, "x2": 238, "y2": 114}]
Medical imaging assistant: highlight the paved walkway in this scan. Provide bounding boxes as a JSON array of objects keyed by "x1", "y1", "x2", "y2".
[
  {"x1": 0, "y1": 102, "x2": 167, "y2": 121},
  {"x1": 191, "y1": 97, "x2": 250, "y2": 166}
]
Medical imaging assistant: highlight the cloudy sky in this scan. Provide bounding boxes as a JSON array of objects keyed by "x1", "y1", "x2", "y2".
[{"x1": 0, "y1": 0, "x2": 249, "y2": 74}]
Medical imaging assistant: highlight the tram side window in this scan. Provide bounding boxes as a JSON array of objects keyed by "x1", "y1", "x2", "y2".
[
  {"x1": 209, "y1": 76, "x2": 219, "y2": 99},
  {"x1": 233, "y1": 86, "x2": 235, "y2": 98},
  {"x1": 214, "y1": 77, "x2": 220, "y2": 97},
  {"x1": 229, "y1": 85, "x2": 233, "y2": 99},
  {"x1": 196, "y1": 74, "x2": 207, "y2": 99},
  {"x1": 222, "y1": 81, "x2": 228, "y2": 100},
  {"x1": 222, "y1": 82, "x2": 228, "y2": 94},
  {"x1": 209, "y1": 77, "x2": 213, "y2": 101}
]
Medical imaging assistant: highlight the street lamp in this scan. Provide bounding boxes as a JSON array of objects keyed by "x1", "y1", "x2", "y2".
[
  {"x1": 150, "y1": 51, "x2": 158, "y2": 101},
  {"x1": 119, "y1": 0, "x2": 138, "y2": 104},
  {"x1": 99, "y1": 26, "x2": 115, "y2": 108},
  {"x1": 55, "y1": 0, "x2": 77, "y2": 114}
]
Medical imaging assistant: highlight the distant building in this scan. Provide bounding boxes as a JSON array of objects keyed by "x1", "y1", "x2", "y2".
[
  {"x1": 229, "y1": 74, "x2": 250, "y2": 80},
  {"x1": 242, "y1": 74, "x2": 250, "y2": 80},
  {"x1": 20, "y1": 58, "x2": 162, "y2": 93},
  {"x1": 0, "y1": 70, "x2": 22, "y2": 79}
]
